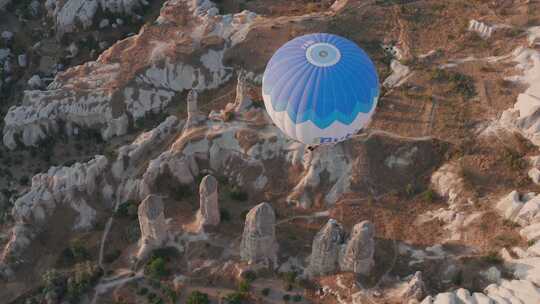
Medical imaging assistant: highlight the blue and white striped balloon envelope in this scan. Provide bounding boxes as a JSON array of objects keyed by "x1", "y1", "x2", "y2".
[{"x1": 262, "y1": 33, "x2": 379, "y2": 145}]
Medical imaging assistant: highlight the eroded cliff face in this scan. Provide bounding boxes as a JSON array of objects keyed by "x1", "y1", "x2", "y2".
[
  {"x1": 45, "y1": 0, "x2": 149, "y2": 37},
  {"x1": 3, "y1": 0, "x2": 257, "y2": 150}
]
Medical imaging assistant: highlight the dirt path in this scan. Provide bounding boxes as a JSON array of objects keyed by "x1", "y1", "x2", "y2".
[
  {"x1": 90, "y1": 269, "x2": 144, "y2": 304},
  {"x1": 276, "y1": 210, "x2": 330, "y2": 226}
]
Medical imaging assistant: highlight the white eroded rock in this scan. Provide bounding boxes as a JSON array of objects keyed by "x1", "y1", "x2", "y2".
[
  {"x1": 339, "y1": 220, "x2": 375, "y2": 275},
  {"x1": 383, "y1": 59, "x2": 411, "y2": 88},
  {"x1": 497, "y1": 46, "x2": 540, "y2": 146},
  {"x1": 468, "y1": 20, "x2": 494, "y2": 39},
  {"x1": 401, "y1": 271, "x2": 426, "y2": 301},
  {"x1": 528, "y1": 26, "x2": 540, "y2": 47},
  {"x1": 197, "y1": 175, "x2": 220, "y2": 228},
  {"x1": 137, "y1": 194, "x2": 168, "y2": 260},
  {"x1": 45, "y1": 0, "x2": 147, "y2": 37},
  {"x1": 2, "y1": 156, "x2": 109, "y2": 266},
  {"x1": 240, "y1": 202, "x2": 278, "y2": 267},
  {"x1": 422, "y1": 279, "x2": 540, "y2": 304},
  {"x1": 306, "y1": 219, "x2": 345, "y2": 277},
  {"x1": 4, "y1": 0, "x2": 257, "y2": 149}
]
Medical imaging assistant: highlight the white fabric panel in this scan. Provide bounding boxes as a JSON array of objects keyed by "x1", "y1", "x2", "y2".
[{"x1": 264, "y1": 92, "x2": 378, "y2": 145}]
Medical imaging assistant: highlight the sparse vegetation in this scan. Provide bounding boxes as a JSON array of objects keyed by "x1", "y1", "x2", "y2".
[
  {"x1": 41, "y1": 262, "x2": 102, "y2": 302},
  {"x1": 482, "y1": 251, "x2": 503, "y2": 265},
  {"x1": 124, "y1": 221, "x2": 141, "y2": 243},
  {"x1": 223, "y1": 111, "x2": 235, "y2": 122},
  {"x1": 242, "y1": 270, "x2": 257, "y2": 283},
  {"x1": 115, "y1": 200, "x2": 139, "y2": 219},
  {"x1": 501, "y1": 148, "x2": 526, "y2": 171},
  {"x1": 145, "y1": 256, "x2": 168, "y2": 278},
  {"x1": 229, "y1": 186, "x2": 248, "y2": 201},
  {"x1": 422, "y1": 188, "x2": 435, "y2": 203},
  {"x1": 451, "y1": 270, "x2": 463, "y2": 286},
  {"x1": 261, "y1": 288, "x2": 270, "y2": 296},
  {"x1": 220, "y1": 208, "x2": 231, "y2": 221},
  {"x1": 238, "y1": 280, "x2": 250, "y2": 293},
  {"x1": 431, "y1": 69, "x2": 476, "y2": 99},
  {"x1": 144, "y1": 248, "x2": 179, "y2": 279},
  {"x1": 104, "y1": 249, "x2": 122, "y2": 264},
  {"x1": 62, "y1": 239, "x2": 91, "y2": 263},
  {"x1": 172, "y1": 183, "x2": 193, "y2": 200},
  {"x1": 405, "y1": 183, "x2": 416, "y2": 196},
  {"x1": 223, "y1": 291, "x2": 246, "y2": 304}
]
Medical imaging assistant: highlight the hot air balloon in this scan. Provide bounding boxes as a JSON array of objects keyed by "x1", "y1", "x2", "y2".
[{"x1": 262, "y1": 33, "x2": 379, "y2": 145}]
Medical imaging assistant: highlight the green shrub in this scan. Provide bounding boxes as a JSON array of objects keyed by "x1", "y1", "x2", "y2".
[
  {"x1": 422, "y1": 189, "x2": 435, "y2": 203},
  {"x1": 66, "y1": 262, "x2": 102, "y2": 301},
  {"x1": 42, "y1": 269, "x2": 65, "y2": 291},
  {"x1": 115, "y1": 200, "x2": 138, "y2": 219},
  {"x1": 124, "y1": 222, "x2": 141, "y2": 243},
  {"x1": 229, "y1": 187, "x2": 248, "y2": 201},
  {"x1": 502, "y1": 149, "x2": 525, "y2": 171},
  {"x1": 281, "y1": 271, "x2": 297, "y2": 285},
  {"x1": 220, "y1": 208, "x2": 231, "y2": 222},
  {"x1": 162, "y1": 286, "x2": 177, "y2": 302},
  {"x1": 223, "y1": 292, "x2": 245, "y2": 304},
  {"x1": 283, "y1": 294, "x2": 291, "y2": 302},
  {"x1": 483, "y1": 251, "x2": 503, "y2": 264},
  {"x1": 147, "y1": 292, "x2": 157, "y2": 301},
  {"x1": 62, "y1": 239, "x2": 90, "y2": 263},
  {"x1": 405, "y1": 183, "x2": 415, "y2": 196},
  {"x1": 238, "y1": 280, "x2": 250, "y2": 293},
  {"x1": 187, "y1": 291, "x2": 210, "y2": 304},
  {"x1": 242, "y1": 270, "x2": 256, "y2": 283},
  {"x1": 145, "y1": 257, "x2": 167, "y2": 278}
]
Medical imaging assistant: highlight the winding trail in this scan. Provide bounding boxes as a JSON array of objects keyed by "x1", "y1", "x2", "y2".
[
  {"x1": 90, "y1": 270, "x2": 144, "y2": 304},
  {"x1": 98, "y1": 198, "x2": 122, "y2": 268},
  {"x1": 276, "y1": 210, "x2": 330, "y2": 226}
]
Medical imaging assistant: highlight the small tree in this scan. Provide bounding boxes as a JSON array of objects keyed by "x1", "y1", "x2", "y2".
[
  {"x1": 238, "y1": 280, "x2": 250, "y2": 293},
  {"x1": 187, "y1": 291, "x2": 210, "y2": 304},
  {"x1": 146, "y1": 257, "x2": 167, "y2": 278}
]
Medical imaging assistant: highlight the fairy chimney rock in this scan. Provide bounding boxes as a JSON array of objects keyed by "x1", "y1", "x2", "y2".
[
  {"x1": 198, "y1": 175, "x2": 220, "y2": 228},
  {"x1": 137, "y1": 195, "x2": 168, "y2": 259},
  {"x1": 184, "y1": 89, "x2": 204, "y2": 130},
  {"x1": 401, "y1": 271, "x2": 426, "y2": 301},
  {"x1": 240, "y1": 202, "x2": 278, "y2": 267},
  {"x1": 339, "y1": 220, "x2": 375, "y2": 275},
  {"x1": 306, "y1": 219, "x2": 345, "y2": 277}
]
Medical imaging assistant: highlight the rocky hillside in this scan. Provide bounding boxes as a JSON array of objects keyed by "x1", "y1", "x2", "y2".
[{"x1": 1, "y1": 0, "x2": 540, "y2": 303}]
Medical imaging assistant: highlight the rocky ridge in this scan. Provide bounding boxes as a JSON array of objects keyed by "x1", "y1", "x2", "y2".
[{"x1": 3, "y1": 0, "x2": 257, "y2": 149}]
